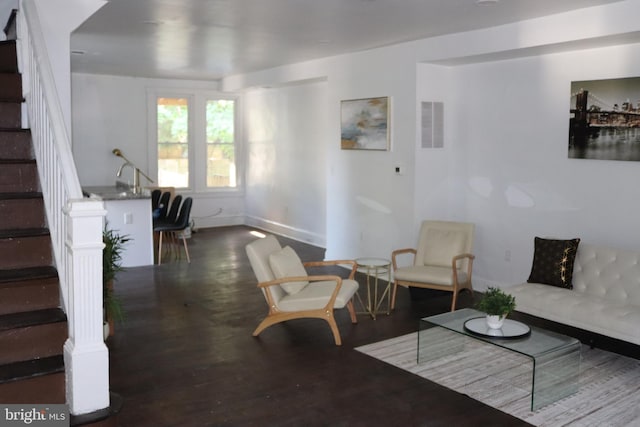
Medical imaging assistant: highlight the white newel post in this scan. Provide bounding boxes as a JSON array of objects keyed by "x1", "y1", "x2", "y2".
[{"x1": 63, "y1": 199, "x2": 110, "y2": 414}]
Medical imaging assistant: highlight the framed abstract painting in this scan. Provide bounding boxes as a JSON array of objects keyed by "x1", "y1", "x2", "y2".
[{"x1": 340, "y1": 97, "x2": 390, "y2": 150}]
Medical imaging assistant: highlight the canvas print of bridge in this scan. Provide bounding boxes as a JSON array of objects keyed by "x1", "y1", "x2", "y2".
[{"x1": 569, "y1": 76, "x2": 640, "y2": 161}]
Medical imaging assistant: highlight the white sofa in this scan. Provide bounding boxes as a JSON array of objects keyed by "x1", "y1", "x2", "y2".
[{"x1": 508, "y1": 243, "x2": 640, "y2": 346}]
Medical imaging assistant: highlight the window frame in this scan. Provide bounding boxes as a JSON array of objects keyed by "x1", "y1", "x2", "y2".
[{"x1": 147, "y1": 89, "x2": 243, "y2": 194}]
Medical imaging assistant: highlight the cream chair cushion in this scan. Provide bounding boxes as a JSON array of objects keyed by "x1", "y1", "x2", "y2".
[
  {"x1": 278, "y1": 279, "x2": 360, "y2": 311},
  {"x1": 421, "y1": 228, "x2": 467, "y2": 267},
  {"x1": 394, "y1": 265, "x2": 468, "y2": 287},
  {"x1": 269, "y1": 246, "x2": 309, "y2": 295}
]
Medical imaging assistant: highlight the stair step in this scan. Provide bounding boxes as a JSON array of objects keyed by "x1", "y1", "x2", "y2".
[
  {"x1": 0, "y1": 197, "x2": 45, "y2": 229},
  {"x1": 0, "y1": 129, "x2": 32, "y2": 159},
  {"x1": 0, "y1": 230, "x2": 52, "y2": 269},
  {"x1": 0, "y1": 73, "x2": 22, "y2": 101},
  {"x1": 0, "y1": 307, "x2": 66, "y2": 331},
  {"x1": 0, "y1": 101, "x2": 21, "y2": 128},
  {"x1": 0, "y1": 308, "x2": 67, "y2": 365},
  {"x1": 0, "y1": 267, "x2": 59, "y2": 316},
  {"x1": 0, "y1": 41, "x2": 18, "y2": 73},
  {"x1": 0, "y1": 355, "x2": 64, "y2": 384},
  {"x1": 0, "y1": 158, "x2": 35, "y2": 164},
  {"x1": 0, "y1": 160, "x2": 39, "y2": 193},
  {"x1": 0, "y1": 266, "x2": 58, "y2": 283},
  {"x1": 0, "y1": 371, "x2": 65, "y2": 404},
  {"x1": 0, "y1": 192, "x2": 42, "y2": 200},
  {"x1": 0, "y1": 227, "x2": 50, "y2": 239},
  {"x1": 0, "y1": 356, "x2": 65, "y2": 406}
]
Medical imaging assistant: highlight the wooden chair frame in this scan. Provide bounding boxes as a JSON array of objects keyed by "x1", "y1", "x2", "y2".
[
  {"x1": 253, "y1": 260, "x2": 358, "y2": 346},
  {"x1": 157, "y1": 229, "x2": 191, "y2": 264}
]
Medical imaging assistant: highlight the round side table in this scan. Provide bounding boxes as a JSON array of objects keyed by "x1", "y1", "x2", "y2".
[{"x1": 355, "y1": 257, "x2": 392, "y2": 320}]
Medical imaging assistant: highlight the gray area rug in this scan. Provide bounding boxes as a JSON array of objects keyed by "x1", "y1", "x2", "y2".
[{"x1": 356, "y1": 331, "x2": 640, "y2": 426}]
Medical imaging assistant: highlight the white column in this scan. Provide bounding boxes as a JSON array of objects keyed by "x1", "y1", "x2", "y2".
[{"x1": 63, "y1": 199, "x2": 110, "y2": 415}]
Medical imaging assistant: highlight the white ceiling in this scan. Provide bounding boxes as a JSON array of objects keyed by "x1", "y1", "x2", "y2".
[{"x1": 70, "y1": 0, "x2": 626, "y2": 82}]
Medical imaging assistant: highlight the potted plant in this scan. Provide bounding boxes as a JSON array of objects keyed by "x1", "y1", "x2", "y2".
[
  {"x1": 103, "y1": 226, "x2": 131, "y2": 337},
  {"x1": 476, "y1": 286, "x2": 516, "y2": 329}
]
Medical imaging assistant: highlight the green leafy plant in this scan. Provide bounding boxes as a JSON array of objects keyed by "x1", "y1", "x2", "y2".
[
  {"x1": 476, "y1": 286, "x2": 516, "y2": 317},
  {"x1": 103, "y1": 227, "x2": 131, "y2": 325}
]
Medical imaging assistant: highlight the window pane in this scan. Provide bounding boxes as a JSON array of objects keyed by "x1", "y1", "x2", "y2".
[
  {"x1": 206, "y1": 100, "x2": 235, "y2": 188},
  {"x1": 157, "y1": 97, "x2": 189, "y2": 187}
]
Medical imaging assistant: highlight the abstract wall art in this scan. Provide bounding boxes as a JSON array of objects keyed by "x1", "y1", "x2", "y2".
[{"x1": 340, "y1": 97, "x2": 389, "y2": 150}]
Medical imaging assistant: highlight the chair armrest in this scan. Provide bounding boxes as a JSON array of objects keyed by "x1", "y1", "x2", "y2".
[
  {"x1": 452, "y1": 253, "x2": 475, "y2": 265},
  {"x1": 391, "y1": 248, "x2": 416, "y2": 271},
  {"x1": 451, "y1": 253, "x2": 475, "y2": 290},
  {"x1": 452, "y1": 253, "x2": 475, "y2": 272},
  {"x1": 303, "y1": 259, "x2": 358, "y2": 279},
  {"x1": 257, "y1": 274, "x2": 342, "y2": 289}
]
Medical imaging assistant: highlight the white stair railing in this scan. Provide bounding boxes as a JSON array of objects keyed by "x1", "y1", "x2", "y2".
[{"x1": 17, "y1": 1, "x2": 110, "y2": 415}]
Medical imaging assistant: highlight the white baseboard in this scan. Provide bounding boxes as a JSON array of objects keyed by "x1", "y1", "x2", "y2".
[
  {"x1": 190, "y1": 215, "x2": 325, "y2": 248},
  {"x1": 244, "y1": 216, "x2": 325, "y2": 248},
  {"x1": 191, "y1": 214, "x2": 244, "y2": 230}
]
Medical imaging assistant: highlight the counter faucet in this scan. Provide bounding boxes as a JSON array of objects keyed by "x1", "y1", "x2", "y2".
[
  {"x1": 112, "y1": 148, "x2": 153, "y2": 194},
  {"x1": 116, "y1": 161, "x2": 141, "y2": 192}
]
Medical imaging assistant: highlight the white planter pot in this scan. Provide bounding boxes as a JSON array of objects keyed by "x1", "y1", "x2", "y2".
[{"x1": 486, "y1": 314, "x2": 506, "y2": 329}]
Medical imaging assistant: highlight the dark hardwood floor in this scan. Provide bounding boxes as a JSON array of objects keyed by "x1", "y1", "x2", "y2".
[{"x1": 107, "y1": 226, "x2": 531, "y2": 426}]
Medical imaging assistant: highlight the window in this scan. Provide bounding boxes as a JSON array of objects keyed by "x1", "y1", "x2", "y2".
[
  {"x1": 151, "y1": 92, "x2": 239, "y2": 192},
  {"x1": 157, "y1": 97, "x2": 189, "y2": 188},
  {"x1": 206, "y1": 99, "x2": 236, "y2": 188}
]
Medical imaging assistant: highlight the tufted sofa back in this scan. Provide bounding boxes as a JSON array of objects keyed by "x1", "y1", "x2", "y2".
[{"x1": 572, "y1": 243, "x2": 640, "y2": 306}]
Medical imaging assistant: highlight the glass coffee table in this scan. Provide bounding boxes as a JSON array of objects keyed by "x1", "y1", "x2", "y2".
[{"x1": 418, "y1": 308, "x2": 581, "y2": 411}]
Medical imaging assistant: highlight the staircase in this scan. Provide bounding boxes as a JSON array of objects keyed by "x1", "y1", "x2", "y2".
[
  {"x1": 0, "y1": 13, "x2": 120, "y2": 425},
  {"x1": 0, "y1": 37, "x2": 68, "y2": 405}
]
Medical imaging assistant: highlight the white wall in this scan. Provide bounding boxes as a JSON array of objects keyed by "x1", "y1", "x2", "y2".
[
  {"x1": 27, "y1": 0, "x2": 105, "y2": 134},
  {"x1": 414, "y1": 64, "x2": 457, "y2": 226},
  {"x1": 232, "y1": 0, "x2": 640, "y2": 280},
  {"x1": 72, "y1": 73, "x2": 147, "y2": 185},
  {"x1": 236, "y1": 45, "x2": 419, "y2": 258},
  {"x1": 324, "y1": 45, "x2": 417, "y2": 261},
  {"x1": 70, "y1": 0, "x2": 640, "y2": 285},
  {"x1": 244, "y1": 81, "x2": 328, "y2": 245},
  {"x1": 71, "y1": 72, "x2": 245, "y2": 229},
  {"x1": 444, "y1": 43, "x2": 640, "y2": 290}
]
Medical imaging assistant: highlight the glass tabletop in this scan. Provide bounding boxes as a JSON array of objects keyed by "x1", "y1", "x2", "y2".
[
  {"x1": 463, "y1": 317, "x2": 530, "y2": 339},
  {"x1": 419, "y1": 308, "x2": 581, "y2": 411},
  {"x1": 355, "y1": 257, "x2": 391, "y2": 268},
  {"x1": 422, "y1": 308, "x2": 579, "y2": 358}
]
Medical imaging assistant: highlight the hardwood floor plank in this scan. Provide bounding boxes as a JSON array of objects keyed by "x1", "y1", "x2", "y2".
[{"x1": 107, "y1": 226, "x2": 531, "y2": 426}]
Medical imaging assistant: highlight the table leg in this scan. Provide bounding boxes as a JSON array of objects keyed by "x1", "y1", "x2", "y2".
[
  {"x1": 417, "y1": 324, "x2": 465, "y2": 364},
  {"x1": 531, "y1": 342, "x2": 581, "y2": 410},
  {"x1": 355, "y1": 262, "x2": 392, "y2": 319},
  {"x1": 373, "y1": 267, "x2": 392, "y2": 315}
]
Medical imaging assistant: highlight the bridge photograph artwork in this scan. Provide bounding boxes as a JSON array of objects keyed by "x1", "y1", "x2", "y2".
[{"x1": 569, "y1": 76, "x2": 640, "y2": 161}]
